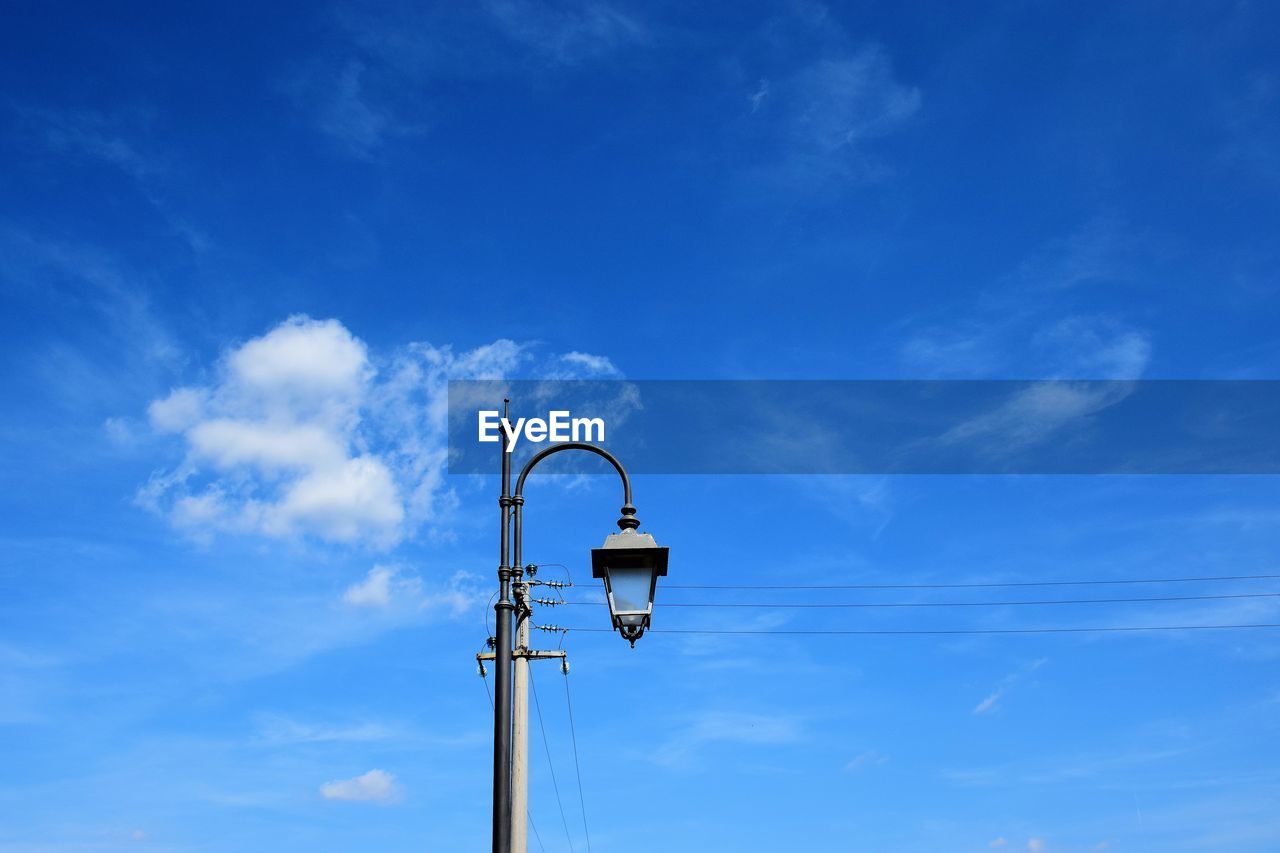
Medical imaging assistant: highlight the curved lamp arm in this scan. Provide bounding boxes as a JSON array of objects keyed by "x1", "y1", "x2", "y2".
[{"x1": 513, "y1": 441, "x2": 638, "y2": 531}]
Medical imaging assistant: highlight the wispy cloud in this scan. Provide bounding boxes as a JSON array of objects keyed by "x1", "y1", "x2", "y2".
[
  {"x1": 315, "y1": 60, "x2": 409, "y2": 160},
  {"x1": 254, "y1": 714, "x2": 400, "y2": 746},
  {"x1": 292, "y1": 1, "x2": 648, "y2": 157},
  {"x1": 483, "y1": 0, "x2": 647, "y2": 65},
  {"x1": 901, "y1": 312, "x2": 1152, "y2": 381},
  {"x1": 10, "y1": 104, "x2": 211, "y2": 251},
  {"x1": 31, "y1": 106, "x2": 165, "y2": 181},
  {"x1": 653, "y1": 710, "x2": 802, "y2": 766},
  {"x1": 0, "y1": 229, "x2": 185, "y2": 414},
  {"x1": 897, "y1": 216, "x2": 1158, "y2": 380},
  {"x1": 731, "y1": 3, "x2": 920, "y2": 193},
  {"x1": 1009, "y1": 215, "x2": 1150, "y2": 292},
  {"x1": 940, "y1": 381, "x2": 1135, "y2": 459},
  {"x1": 972, "y1": 657, "x2": 1046, "y2": 716},
  {"x1": 749, "y1": 48, "x2": 920, "y2": 190},
  {"x1": 845, "y1": 748, "x2": 888, "y2": 772}
]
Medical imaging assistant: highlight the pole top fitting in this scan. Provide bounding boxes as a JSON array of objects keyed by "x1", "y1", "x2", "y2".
[
  {"x1": 511, "y1": 495, "x2": 525, "y2": 507},
  {"x1": 617, "y1": 504, "x2": 640, "y2": 531}
]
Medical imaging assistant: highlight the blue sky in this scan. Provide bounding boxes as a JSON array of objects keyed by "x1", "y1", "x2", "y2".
[{"x1": 2, "y1": 1, "x2": 1280, "y2": 851}]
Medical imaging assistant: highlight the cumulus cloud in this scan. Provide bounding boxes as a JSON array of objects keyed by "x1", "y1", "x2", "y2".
[
  {"x1": 319, "y1": 769, "x2": 401, "y2": 803},
  {"x1": 140, "y1": 315, "x2": 615, "y2": 547},
  {"x1": 343, "y1": 566, "x2": 405, "y2": 607},
  {"x1": 142, "y1": 316, "x2": 402, "y2": 545}
]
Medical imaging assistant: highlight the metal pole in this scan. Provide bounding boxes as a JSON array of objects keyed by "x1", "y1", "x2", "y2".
[
  {"x1": 511, "y1": 588, "x2": 530, "y2": 853},
  {"x1": 493, "y1": 400, "x2": 514, "y2": 853}
]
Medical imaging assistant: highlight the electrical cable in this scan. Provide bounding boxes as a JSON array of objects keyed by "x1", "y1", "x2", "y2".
[
  {"x1": 556, "y1": 623, "x2": 1280, "y2": 636},
  {"x1": 530, "y1": 666, "x2": 576, "y2": 853},
  {"x1": 552, "y1": 591, "x2": 1280, "y2": 609},
  {"x1": 480, "y1": 653, "x2": 547, "y2": 853},
  {"x1": 562, "y1": 668, "x2": 593, "y2": 853},
  {"x1": 667, "y1": 573, "x2": 1280, "y2": 590}
]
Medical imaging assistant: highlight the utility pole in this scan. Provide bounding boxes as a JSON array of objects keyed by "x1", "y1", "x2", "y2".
[{"x1": 480, "y1": 578, "x2": 567, "y2": 853}]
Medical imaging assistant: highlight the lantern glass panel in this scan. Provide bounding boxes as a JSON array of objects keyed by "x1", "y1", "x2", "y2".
[{"x1": 607, "y1": 567, "x2": 652, "y2": 613}]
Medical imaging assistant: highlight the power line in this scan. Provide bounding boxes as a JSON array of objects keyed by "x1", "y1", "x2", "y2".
[
  {"x1": 554, "y1": 591, "x2": 1280, "y2": 609},
  {"x1": 528, "y1": 810, "x2": 548, "y2": 853},
  {"x1": 667, "y1": 573, "x2": 1280, "y2": 590},
  {"x1": 480, "y1": 662, "x2": 547, "y2": 853},
  {"x1": 530, "y1": 666, "x2": 575, "y2": 853},
  {"x1": 562, "y1": 669, "x2": 593, "y2": 853},
  {"x1": 555, "y1": 623, "x2": 1280, "y2": 636}
]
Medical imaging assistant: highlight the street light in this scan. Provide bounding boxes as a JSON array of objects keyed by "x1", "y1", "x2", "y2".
[
  {"x1": 491, "y1": 413, "x2": 668, "y2": 853},
  {"x1": 592, "y1": 529, "x2": 669, "y2": 646}
]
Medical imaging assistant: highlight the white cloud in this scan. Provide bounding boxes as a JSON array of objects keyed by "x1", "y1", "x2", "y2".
[
  {"x1": 558, "y1": 351, "x2": 620, "y2": 377},
  {"x1": 264, "y1": 455, "x2": 403, "y2": 540},
  {"x1": 147, "y1": 387, "x2": 207, "y2": 432},
  {"x1": 319, "y1": 769, "x2": 401, "y2": 803},
  {"x1": 343, "y1": 565, "x2": 417, "y2": 608},
  {"x1": 989, "y1": 840, "x2": 1007, "y2": 849},
  {"x1": 972, "y1": 658, "x2": 1047, "y2": 716},
  {"x1": 187, "y1": 419, "x2": 349, "y2": 471},
  {"x1": 972, "y1": 689, "x2": 1004, "y2": 716},
  {"x1": 227, "y1": 315, "x2": 369, "y2": 401},
  {"x1": 845, "y1": 749, "x2": 888, "y2": 772},
  {"x1": 142, "y1": 316, "x2": 619, "y2": 547},
  {"x1": 144, "y1": 316, "x2": 402, "y2": 545},
  {"x1": 1026, "y1": 839, "x2": 1046, "y2": 852},
  {"x1": 343, "y1": 566, "x2": 484, "y2": 619}
]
